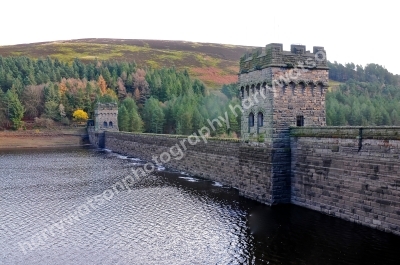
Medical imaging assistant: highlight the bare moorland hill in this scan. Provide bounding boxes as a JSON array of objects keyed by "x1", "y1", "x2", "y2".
[{"x1": 0, "y1": 38, "x2": 254, "y2": 88}]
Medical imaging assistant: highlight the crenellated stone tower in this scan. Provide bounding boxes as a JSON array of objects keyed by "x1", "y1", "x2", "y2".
[{"x1": 238, "y1": 43, "x2": 329, "y2": 204}]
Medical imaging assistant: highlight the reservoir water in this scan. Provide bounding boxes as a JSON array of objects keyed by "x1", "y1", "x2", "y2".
[{"x1": 1, "y1": 147, "x2": 400, "y2": 265}]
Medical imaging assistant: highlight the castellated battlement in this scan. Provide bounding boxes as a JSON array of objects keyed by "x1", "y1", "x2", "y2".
[
  {"x1": 239, "y1": 43, "x2": 329, "y2": 142},
  {"x1": 240, "y1": 43, "x2": 328, "y2": 74},
  {"x1": 95, "y1": 102, "x2": 118, "y2": 111}
]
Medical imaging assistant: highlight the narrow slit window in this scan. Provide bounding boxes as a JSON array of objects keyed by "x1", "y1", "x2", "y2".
[{"x1": 296, "y1": 115, "x2": 304, "y2": 127}]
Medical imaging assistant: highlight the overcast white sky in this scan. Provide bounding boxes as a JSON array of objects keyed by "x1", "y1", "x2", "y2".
[{"x1": 1, "y1": 0, "x2": 398, "y2": 74}]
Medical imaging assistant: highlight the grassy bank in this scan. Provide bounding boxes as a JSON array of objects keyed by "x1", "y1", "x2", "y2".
[{"x1": 0, "y1": 128, "x2": 87, "y2": 149}]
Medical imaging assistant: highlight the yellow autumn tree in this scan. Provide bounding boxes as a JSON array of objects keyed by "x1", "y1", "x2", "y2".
[
  {"x1": 98, "y1": 75, "x2": 107, "y2": 95},
  {"x1": 105, "y1": 88, "x2": 118, "y2": 101},
  {"x1": 72, "y1": 109, "x2": 89, "y2": 122}
]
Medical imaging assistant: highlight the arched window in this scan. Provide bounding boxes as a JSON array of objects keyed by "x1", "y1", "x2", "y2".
[
  {"x1": 109, "y1": 121, "x2": 113, "y2": 127},
  {"x1": 256, "y1": 83, "x2": 261, "y2": 94},
  {"x1": 103, "y1": 121, "x2": 108, "y2": 127},
  {"x1": 249, "y1": 113, "x2": 254, "y2": 127},
  {"x1": 310, "y1": 84, "x2": 315, "y2": 96},
  {"x1": 299, "y1": 82, "x2": 305, "y2": 95},
  {"x1": 289, "y1": 82, "x2": 295, "y2": 95},
  {"x1": 317, "y1": 83, "x2": 324, "y2": 95},
  {"x1": 262, "y1": 82, "x2": 267, "y2": 95},
  {"x1": 282, "y1": 85, "x2": 286, "y2": 95},
  {"x1": 246, "y1": 86, "x2": 250, "y2": 97},
  {"x1": 258, "y1": 112, "x2": 263, "y2": 127},
  {"x1": 241, "y1": 87, "x2": 244, "y2": 98}
]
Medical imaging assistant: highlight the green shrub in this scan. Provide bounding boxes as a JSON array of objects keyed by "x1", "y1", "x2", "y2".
[{"x1": 61, "y1": 117, "x2": 70, "y2": 126}]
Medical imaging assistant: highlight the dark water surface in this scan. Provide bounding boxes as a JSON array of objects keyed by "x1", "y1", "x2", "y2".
[{"x1": 1, "y1": 147, "x2": 400, "y2": 265}]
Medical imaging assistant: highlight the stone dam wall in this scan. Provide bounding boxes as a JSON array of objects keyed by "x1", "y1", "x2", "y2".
[
  {"x1": 291, "y1": 127, "x2": 400, "y2": 234},
  {"x1": 104, "y1": 131, "x2": 276, "y2": 205},
  {"x1": 89, "y1": 128, "x2": 400, "y2": 235},
  {"x1": 88, "y1": 127, "x2": 105, "y2": 148}
]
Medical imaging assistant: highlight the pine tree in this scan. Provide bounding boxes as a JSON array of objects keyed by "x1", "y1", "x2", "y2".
[
  {"x1": 122, "y1": 97, "x2": 137, "y2": 113},
  {"x1": 101, "y1": 68, "x2": 112, "y2": 87},
  {"x1": 118, "y1": 105, "x2": 129, "y2": 131},
  {"x1": 0, "y1": 89, "x2": 8, "y2": 127},
  {"x1": 126, "y1": 73, "x2": 133, "y2": 93},
  {"x1": 391, "y1": 109, "x2": 400, "y2": 125},
  {"x1": 228, "y1": 110, "x2": 239, "y2": 136},
  {"x1": 176, "y1": 121, "x2": 182, "y2": 135},
  {"x1": 143, "y1": 97, "x2": 165, "y2": 133},
  {"x1": 130, "y1": 108, "x2": 144, "y2": 132},
  {"x1": 216, "y1": 120, "x2": 226, "y2": 136},
  {"x1": 381, "y1": 109, "x2": 391, "y2": 125},
  {"x1": 6, "y1": 87, "x2": 25, "y2": 129},
  {"x1": 192, "y1": 107, "x2": 204, "y2": 132},
  {"x1": 44, "y1": 100, "x2": 60, "y2": 121}
]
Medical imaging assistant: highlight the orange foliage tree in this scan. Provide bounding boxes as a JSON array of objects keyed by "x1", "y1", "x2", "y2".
[
  {"x1": 134, "y1": 88, "x2": 141, "y2": 102},
  {"x1": 132, "y1": 69, "x2": 149, "y2": 104},
  {"x1": 59, "y1": 82, "x2": 68, "y2": 96},
  {"x1": 98, "y1": 75, "x2": 107, "y2": 95},
  {"x1": 117, "y1": 77, "x2": 127, "y2": 100}
]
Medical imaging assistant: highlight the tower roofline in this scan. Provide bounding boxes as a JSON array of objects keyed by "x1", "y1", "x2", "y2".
[{"x1": 240, "y1": 43, "x2": 328, "y2": 73}]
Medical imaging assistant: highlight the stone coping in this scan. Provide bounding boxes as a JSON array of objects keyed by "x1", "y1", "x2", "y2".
[
  {"x1": 290, "y1": 126, "x2": 400, "y2": 140},
  {"x1": 105, "y1": 131, "x2": 241, "y2": 142}
]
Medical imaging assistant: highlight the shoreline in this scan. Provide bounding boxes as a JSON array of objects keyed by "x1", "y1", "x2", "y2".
[{"x1": 0, "y1": 129, "x2": 89, "y2": 149}]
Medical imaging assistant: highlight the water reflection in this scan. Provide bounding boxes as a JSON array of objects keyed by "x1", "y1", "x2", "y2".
[{"x1": 1, "y1": 147, "x2": 400, "y2": 265}]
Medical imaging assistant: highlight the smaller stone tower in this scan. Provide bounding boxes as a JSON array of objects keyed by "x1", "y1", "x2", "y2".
[{"x1": 94, "y1": 103, "x2": 119, "y2": 131}]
